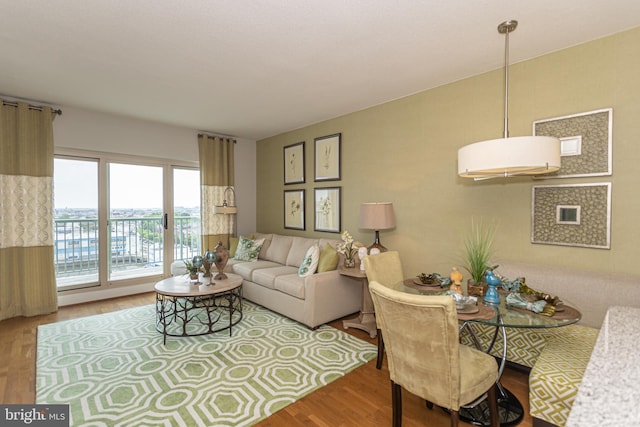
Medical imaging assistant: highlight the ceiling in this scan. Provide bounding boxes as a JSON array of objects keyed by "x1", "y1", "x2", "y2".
[{"x1": 2, "y1": 1, "x2": 639, "y2": 141}]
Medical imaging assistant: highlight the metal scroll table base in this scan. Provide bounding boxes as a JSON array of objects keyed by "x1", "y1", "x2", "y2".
[
  {"x1": 455, "y1": 321, "x2": 524, "y2": 426},
  {"x1": 155, "y1": 289, "x2": 243, "y2": 345}
]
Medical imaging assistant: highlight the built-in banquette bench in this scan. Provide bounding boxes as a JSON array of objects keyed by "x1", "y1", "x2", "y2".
[{"x1": 461, "y1": 262, "x2": 640, "y2": 427}]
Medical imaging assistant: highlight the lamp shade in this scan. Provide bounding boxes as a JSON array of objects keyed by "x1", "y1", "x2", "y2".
[
  {"x1": 458, "y1": 135, "x2": 560, "y2": 180},
  {"x1": 359, "y1": 202, "x2": 396, "y2": 230},
  {"x1": 213, "y1": 205, "x2": 238, "y2": 215}
]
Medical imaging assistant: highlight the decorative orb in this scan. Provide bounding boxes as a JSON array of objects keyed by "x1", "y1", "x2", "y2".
[
  {"x1": 204, "y1": 250, "x2": 216, "y2": 264},
  {"x1": 192, "y1": 255, "x2": 203, "y2": 269}
]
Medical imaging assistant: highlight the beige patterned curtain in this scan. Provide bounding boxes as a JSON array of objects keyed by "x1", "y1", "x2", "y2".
[
  {"x1": 198, "y1": 135, "x2": 235, "y2": 251},
  {"x1": 0, "y1": 101, "x2": 58, "y2": 321}
]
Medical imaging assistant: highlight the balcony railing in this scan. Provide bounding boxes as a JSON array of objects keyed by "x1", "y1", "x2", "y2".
[{"x1": 54, "y1": 216, "x2": 201, "y2": 287}]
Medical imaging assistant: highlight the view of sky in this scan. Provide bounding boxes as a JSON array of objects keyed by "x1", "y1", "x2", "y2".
[{"x1": 53, "y1": 158, "x2": 200, "y2": 210}]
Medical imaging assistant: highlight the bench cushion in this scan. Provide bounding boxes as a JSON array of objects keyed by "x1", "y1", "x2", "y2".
[
  {"x1": 529, "y1": 324, "x2": 599, "y2": 427},
  {"x1": 460, "y1": 323, "x2": 547, "y2": 368}
]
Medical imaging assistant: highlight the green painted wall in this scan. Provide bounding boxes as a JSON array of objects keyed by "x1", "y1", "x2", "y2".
[{"x1": 257, "y1": 27, "x2": 640, "y2": 280}]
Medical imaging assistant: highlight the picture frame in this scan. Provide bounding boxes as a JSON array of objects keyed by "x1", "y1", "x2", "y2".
[
  {"x1": 533, "y1": 108, "x2": 612, "y2": 179},
  {"x1": 283, "y1": 141, "x2": 305, "y2": 184},
  {"x1": 531, "y1": 183, "x2": 611, "y2": 249},
  {"x1": 314, "y1": 133, "x2": 341, "y2": 181},
  {"x1": 284, "y1": 190, "x2": 305, "y2": 230},
  {"x1": 314, "y1": 187, "x2": 341, "y2": 233}
]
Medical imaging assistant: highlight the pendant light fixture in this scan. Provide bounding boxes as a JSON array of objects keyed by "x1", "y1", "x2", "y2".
[{"x1": 457, "y1": 20, "x2": 561, "y2": 180}]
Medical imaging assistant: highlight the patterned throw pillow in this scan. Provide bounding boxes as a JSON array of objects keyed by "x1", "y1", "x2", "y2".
[
  {"x1": 298, "y1": 245, "x2": 320, "y2": 277},
  {"x1": 233, "y1": 237, "x2": 265, "y2": 262}
]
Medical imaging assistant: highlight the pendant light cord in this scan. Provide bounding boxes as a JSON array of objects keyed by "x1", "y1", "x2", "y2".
[{"x1": 503, "y1": 26, "x2": 510, "y2": 139}]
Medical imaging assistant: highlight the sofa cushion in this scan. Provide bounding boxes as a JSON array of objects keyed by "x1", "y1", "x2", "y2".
[
  {"x1": 286, "y1": 237, "x2": 319, "y2": 267},
  {"x1": 274, "y1": 274, "x2": 306, "y2": 299},
  {"x1": 298, "y1": 244, "x2": 320, "y2": 277},
  {"x1": 232, "y1": 260, "x2": 281, "y2": 281},
  {"x1": 263, "y1": 234, "x2": 293, "y2": 264},
  {"x1": 252, "y1": 266, "x2": 298, "y2": 289},
  {"x1": 234, "y1": 237, "x2": 265, "y2": 261},
  {"x1": 317, "y1": 242, "x2": 339, "y2": 272}
]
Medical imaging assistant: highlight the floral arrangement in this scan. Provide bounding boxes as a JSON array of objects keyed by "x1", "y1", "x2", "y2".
[{"x1": 336, "y1": 230, "x2": 362, "y2": 263}]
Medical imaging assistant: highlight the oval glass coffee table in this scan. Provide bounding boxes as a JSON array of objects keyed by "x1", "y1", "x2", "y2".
[{"x1": 154, "y1": 273, "x2": 243, "y2": 344}]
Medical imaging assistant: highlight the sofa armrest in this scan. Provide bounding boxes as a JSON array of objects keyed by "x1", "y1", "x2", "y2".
[{"x1": 301, "y1": 270, "x2": 362, "y2": 328}]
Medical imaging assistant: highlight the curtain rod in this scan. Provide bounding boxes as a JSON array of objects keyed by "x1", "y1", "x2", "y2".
[
  {"x1": 198, "y1": 132, "x2": 236, "y2": 142},
  {"x1": 2, "y1": 100, "x2": 62, "y2": 115}
]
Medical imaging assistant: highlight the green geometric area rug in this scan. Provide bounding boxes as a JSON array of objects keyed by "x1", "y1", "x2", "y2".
[{"x1": 37, "y1": 301, "x2": 376, "y2": 426}]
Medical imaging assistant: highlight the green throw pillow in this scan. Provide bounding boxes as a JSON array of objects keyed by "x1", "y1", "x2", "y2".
[
  {"x1": 228, "y1": 237, "x2": 240, "y2": 257},
  {"x1": 234, "y1": 237, "x2": 264, "y2": 262},
  {"x1": 298, "y1": 245, "x2": 320, "y2": 277},
  {"x1": 317, "y1": 243, "x2": 339, "y2": 272}
]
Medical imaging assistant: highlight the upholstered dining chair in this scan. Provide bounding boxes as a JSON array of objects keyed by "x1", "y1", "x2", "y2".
[
  {"x1": 369, "y1": 280, "x2": 500, "y2": 427},
  {"x1": 363, "y1": 251, "x2": 404, "y2": 369}
]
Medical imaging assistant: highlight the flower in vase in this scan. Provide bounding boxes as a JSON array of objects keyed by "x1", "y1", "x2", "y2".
[{"x1": 336, "y1": 230, "x2": 362, "y2": 264}]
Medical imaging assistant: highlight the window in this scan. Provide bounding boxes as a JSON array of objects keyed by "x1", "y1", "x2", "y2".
[{"x1": 53, "y1": 150, "x2": 200, "y2": 291}]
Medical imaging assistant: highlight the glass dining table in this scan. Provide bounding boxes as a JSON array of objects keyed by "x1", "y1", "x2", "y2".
[{"x1": 394, "y1": 278, "x2": 582, "y2": 427}]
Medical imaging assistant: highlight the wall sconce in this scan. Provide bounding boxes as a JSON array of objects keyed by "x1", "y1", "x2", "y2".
[{"x1": 359, "y1": 202, "x2": 396, "y2": 252}]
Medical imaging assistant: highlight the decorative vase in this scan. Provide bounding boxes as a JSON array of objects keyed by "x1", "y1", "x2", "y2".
[
  {"x1": 189, "y1": 272, "x2": 199, "y2": 284},
  {"x1": 203, "y1": 249, "x2": 215, "y2": 277},
  {"x1": 483, "y1": 269, "x2": 501, "y2": 304},
  {"x1": 213, "y1": 241, "x2": 230, "y2": 280},
  {"x1": 467, "y1": 279, "x2": 486, "y2": 297},
  {"x1": 344, "y1": 258, "x2": 356, "y2": 268}
]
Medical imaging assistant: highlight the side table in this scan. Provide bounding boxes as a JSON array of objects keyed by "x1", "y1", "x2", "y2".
[{"x1": 340, "y1": 267, "x2": 377, "y2": 338}]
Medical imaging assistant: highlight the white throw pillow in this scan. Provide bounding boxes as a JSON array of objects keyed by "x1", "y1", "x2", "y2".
[
  {"x1": 298, "y1": 245, "x2": 320, "y2": 277},
  {"x1": 234, "y1": 237, "x2": 265, "y2": 262}
]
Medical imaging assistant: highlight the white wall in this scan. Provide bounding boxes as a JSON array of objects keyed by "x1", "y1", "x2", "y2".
[
  {"x1": 53, "y1": 106, "x2": 257, "y2": 228},
  {"x1": 53, "y1": 106, "x2": 257, "y2": 305}
]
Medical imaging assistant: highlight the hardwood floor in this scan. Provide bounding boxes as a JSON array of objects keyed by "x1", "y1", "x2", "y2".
[{"x1": 0, "y1": 293, "x2": 532, "y2": 426}]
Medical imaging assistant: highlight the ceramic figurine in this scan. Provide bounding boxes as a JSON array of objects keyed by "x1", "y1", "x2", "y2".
[
  {"x1": 484, "y1": 268, "x2": 501, "y2": 304},
  {"x1": 449, "y1": 267, "x2": 463, "y2": 294},
  {"x1": 358, "y1": 247, "x2": 368, "y2": 271}
]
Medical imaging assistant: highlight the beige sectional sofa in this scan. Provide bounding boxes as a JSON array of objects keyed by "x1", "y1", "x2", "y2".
[{"x1": 224, "y1": 233, "x2": 362, "y2": 329}]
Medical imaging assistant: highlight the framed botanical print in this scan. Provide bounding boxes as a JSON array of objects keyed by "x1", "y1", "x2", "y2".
[
  {"x1": 314, "y1": 133, "x2": 341, "y2": 181},
  {"x1": 314, "y1": 187, "x2": 341, "y2": 233},
  {"x1": 284, "y1": 141, "x2": 305, "y2": 184},
  {"x1": 284, "y1": 190, "x2": 305, "y2": 230}
]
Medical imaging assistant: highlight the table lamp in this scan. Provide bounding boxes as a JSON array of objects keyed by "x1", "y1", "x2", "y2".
[{"x1": 359, "y1": 202, "x2": 396, "y2": 252}]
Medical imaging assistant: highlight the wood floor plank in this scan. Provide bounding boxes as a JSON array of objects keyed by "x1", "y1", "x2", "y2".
[{"x1": 0, "y1": 292, "x2": 533, "y2": 426}]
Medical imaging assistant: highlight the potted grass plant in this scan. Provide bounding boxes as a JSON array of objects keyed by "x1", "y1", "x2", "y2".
[
  {"x1": 462, "y1": 218, "x2": 497, "y2": 289},
  {"x1": 184, "y1": 259, "x2": 201, "y2": 282}
]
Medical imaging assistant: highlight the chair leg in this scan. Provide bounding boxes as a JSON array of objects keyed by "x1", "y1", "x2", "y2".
[
  {"x1": 450, "y1": 410, "x2": 460, "y2": 427},
  {"x1": 391, "y1": 380, "x2": 402, "y2": 427},
  {"x1": 487, "y1": 384, "x2": 500, "y2": 427},
  {"x1": 376, "y1": 329, "x2": 384, "y2": 369}
]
